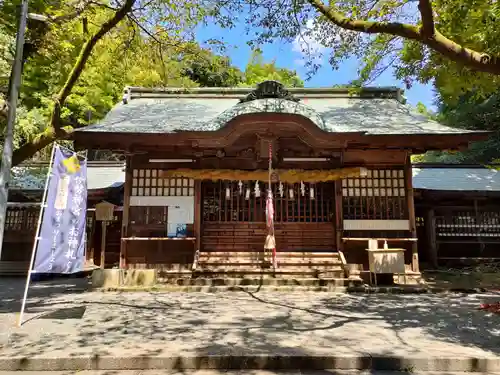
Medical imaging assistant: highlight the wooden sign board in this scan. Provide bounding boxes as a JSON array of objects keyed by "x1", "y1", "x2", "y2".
[{"x1": 95, "y1": 201, "x2": 116, "y2": 221}]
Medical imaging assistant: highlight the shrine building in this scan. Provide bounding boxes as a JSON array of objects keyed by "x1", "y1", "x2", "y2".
[{"x1": 63, "y1": 80, "x2": 488, "y2": 283}]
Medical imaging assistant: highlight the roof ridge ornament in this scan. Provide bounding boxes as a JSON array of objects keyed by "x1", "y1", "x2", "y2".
[{"x1": 240, "y1": 80, "x2": 300, "y2": 103}]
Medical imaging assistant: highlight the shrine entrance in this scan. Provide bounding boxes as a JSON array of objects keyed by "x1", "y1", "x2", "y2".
[{"x1": 201, "y1": 180, "x2": 336, "y2": 253}]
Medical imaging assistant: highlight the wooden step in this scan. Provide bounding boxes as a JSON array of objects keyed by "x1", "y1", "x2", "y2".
[
  {"x1": 0, "y1": 261, "x2": 29, "y2": 276},
  {"x1": 202, "y1": 235, "x2": 335, "y2": 241},
  {"x1": 197, "y1": 266, "x2": 343, "y2": 272},
  {"x1": 199, "y1": 251, "x2": 339, "y2": 257},
  {"x1": 202, "y1": 246, "x2": 335, "y2": 252},
  {"x1": 194, "y1": 268, "x2": 344, "y2": 275},
  {"x1": 198, "y1": 259, "x2": 342, "y2": 267}
]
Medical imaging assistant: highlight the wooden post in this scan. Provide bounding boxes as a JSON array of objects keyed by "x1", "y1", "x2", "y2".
[
  {"x1": 88, "y1": 214, "x2": 96, "y2": 265},
  {"x1": 95, "y1": 201, "x2": 116, "y2": 270},
  {"x1": 194, "y1": 180, "x2": 202, "y2": 253},
  {"x1": 334, "y1": 179, "x2": 344, "y2": 252},
  {"x1": 425, "y1": 207, "x2": 438, "y2": 268},
  {"x1": 404, "y1": 155, "x2": 419, "y2": 272},
  {"x1": 120, "y1": 156, "x2": 133, "y2": 269},
  {"x1": 100, "y1": 221, "x2": 107, "y2": 269}
]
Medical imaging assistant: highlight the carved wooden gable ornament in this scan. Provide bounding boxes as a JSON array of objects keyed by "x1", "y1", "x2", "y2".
[{"x1": 240, "y1": 80, "x2": 300, "y2": 103}]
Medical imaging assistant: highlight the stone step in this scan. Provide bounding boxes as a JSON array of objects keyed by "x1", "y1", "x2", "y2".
[
  {"x1": 110, "y1": 284, "x2": 355, "y2": 292},
  {"x1": 196, "y1": 262, "x2": 343, "y2": 269},
  {"x1": 192, "y1": 269, "x2": 345, "y2": 278},
  {"x1": 157, "y1": 277, "x2": 357, "y2": 287}
]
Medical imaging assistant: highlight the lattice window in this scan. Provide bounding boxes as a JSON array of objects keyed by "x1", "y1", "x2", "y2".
[
  {"x1": 5, "y1": 209, "x2": 24, "y2": 231},
  {"x1": 342, "y1": 169, "x2": 407, "y2": 220},
  {"x1": 436, "y1": 210, "x2": 500, "y2": 238},
  {"x1": 5, "y1": 207, "x2": 39, "y2": 231},
  {"x1": 129, "y1": 206, "x2": 168, "y2": 236},
  {"x1": 131, "y1": 169, "x2": 194, "y2": 196},
  {"x1": 202, "y1": 180, "x2": 335, "y2": 223}
]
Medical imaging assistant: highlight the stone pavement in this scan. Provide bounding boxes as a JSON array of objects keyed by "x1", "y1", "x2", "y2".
[
  {"x1": 2, "y1": 372, "x2": 500, "y2": 375},
  {"x1": 1, "y1": 278, "x2": 500, "y2": 372},
  {"x1": 3, "y1": 371, "x2": 500, "y2": 375}
]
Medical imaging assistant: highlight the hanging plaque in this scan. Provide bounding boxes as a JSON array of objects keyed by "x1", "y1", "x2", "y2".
[{"x1": 95, "y1": 201, "x2": 116, "y2": 221}]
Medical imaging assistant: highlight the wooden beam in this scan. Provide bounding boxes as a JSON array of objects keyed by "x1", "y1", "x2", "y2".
[{"x1": 343, "y1": 149, "x2": 407, "y2": 165}]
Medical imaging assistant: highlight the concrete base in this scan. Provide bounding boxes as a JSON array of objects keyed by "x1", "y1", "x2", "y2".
[
  {"x1": 122, "y1": 269, "x2": 156, "y2": 287},
  {"x1": 91, "y1": 269, "x2": 157, "y2": 288},
  {"x1": 1, "y1": 354, "x2": 499, "y2": 372}
]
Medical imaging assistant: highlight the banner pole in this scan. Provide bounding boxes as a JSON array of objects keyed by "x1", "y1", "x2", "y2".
[{"x1": 17, "y1": 143, "x2": 57, "y2": 327}]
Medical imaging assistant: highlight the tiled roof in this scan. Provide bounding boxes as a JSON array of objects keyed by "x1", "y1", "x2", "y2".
[
  {"x1": 413, "y1": 166, "x2": 500, "y2": 191},
  {"x1": 10, "y1": 162, "x2": 125, "y2": 191},
  {"x1": 78, "y1": 86, "x2": 476, "y2": 135}
]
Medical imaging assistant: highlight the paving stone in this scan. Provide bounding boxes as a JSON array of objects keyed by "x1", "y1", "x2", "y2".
[{"x1": 1, "y1": 278, "x2": 500, "y2": 372}]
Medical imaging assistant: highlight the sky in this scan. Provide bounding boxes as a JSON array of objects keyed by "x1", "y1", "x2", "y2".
[{"x1": 196, "y1": 22, "x2": 436, "y2": 110}]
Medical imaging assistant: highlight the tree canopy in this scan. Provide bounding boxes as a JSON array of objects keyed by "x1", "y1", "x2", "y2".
[
  {"x1": 0, "y1": 1, "x2": 302, "y2": 164},
  {"x1": 210, "y1": 0, "x2": 500, "y2": 164},
  {"x1": 213, "y1": 0, "x2": 500, "y2": 102},
  {"x1": 413, "y1": 91, "x2": 500, "y2": 165},
  {"x1": 3, "y1": 0, "x2": 500, "y2": 165}
]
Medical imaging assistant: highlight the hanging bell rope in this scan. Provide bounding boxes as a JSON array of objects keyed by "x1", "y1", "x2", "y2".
[{"x1": 264, "y1": 141, "x2": 277, "y2": 269}]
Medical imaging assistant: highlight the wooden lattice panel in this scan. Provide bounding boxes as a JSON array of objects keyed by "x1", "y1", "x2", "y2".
[
  {"x1": 342, "y1": 169, "x2": 407, "y2": 220},
  {"x1": 131, "y1": 169, "x2": 194, "y2": 197},
  {"x1": 436, "y1": 211, "x2": 500, "y2": 238},
  {"x1": 5, "y1": 207, "x2": 39, "y2": 231},
  {"x1": 202, "y1": 180, "x2": 335, "y2": 223}
]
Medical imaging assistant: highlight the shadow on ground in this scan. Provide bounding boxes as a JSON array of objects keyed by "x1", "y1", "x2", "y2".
[
  {"x1": 1, "y1": 278, "x2": 500, "y2": 372},
  {"x1": 0, "y1": 276, "x2": 90, "y2": 313}
]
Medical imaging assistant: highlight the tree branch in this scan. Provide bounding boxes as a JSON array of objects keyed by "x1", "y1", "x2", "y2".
[
  {"x1": 50, "y1": 0, "x2": 136, "y2": 131},
  {"x1": 418, "y1": 0, "x2": 435, "y2": 38},
  {"x1": 12, "y1": 127, "x2": 74, "y2": 166},
  {"x1": 308, "y1": 0, "x2": 500, "y2": 75},
  {"x1": 10, "y1": 0, "x2": 137, "y2": 166}
]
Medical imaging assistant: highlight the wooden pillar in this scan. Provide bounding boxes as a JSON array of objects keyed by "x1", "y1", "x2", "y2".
[
  {"x1": 120, "y1": 155, "x2": 133, "y2": 269},
  {"x1": 334, "y1": 179, "x2": 344, "y2": 252},
  {"x1": 404, "y1": 155, "x2": 419, "y2": 272},
  {"x1": 88, "y1": 215, "x2": 96, "y2": 265},
  {"x1": 100, "y1": 221, "x2": 107, "y2": 268},
  {"x1": 425, "y1": 207, "x2": 438, "y2": 268},
  {"x1": 194, "y1": 180, "x2": 202, "y2": 252}
]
